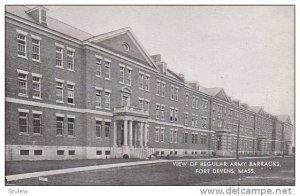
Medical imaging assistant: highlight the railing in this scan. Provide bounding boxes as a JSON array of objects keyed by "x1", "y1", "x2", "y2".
[{"x1": 114, "y1": 106, "x2": 149, "y2": 117}]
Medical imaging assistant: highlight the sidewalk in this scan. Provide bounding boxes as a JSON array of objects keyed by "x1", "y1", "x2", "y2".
[{"x1": 6, "y1": 155, "x2": 293, "y2": 182}]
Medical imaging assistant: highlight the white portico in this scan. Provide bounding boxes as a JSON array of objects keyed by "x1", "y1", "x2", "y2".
[{"x1": 112, "y1": 87, "x2": 150, "y2": 157}]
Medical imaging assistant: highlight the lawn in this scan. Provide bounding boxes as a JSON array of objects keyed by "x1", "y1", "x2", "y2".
[{"x1": 8, "y1": 156, "x2": 295, "y2": 186}]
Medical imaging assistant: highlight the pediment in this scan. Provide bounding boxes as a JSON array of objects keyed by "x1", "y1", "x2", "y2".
[
  {"x1": 87, "y1": 28, "x2": 157, "y2": 70},
  {"x1": 215, "y1": 89, "x2": 229, "y2": 102}
]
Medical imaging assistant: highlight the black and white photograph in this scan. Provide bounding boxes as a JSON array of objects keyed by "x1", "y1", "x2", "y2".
[{"x1": 3, "y1": 3, "x2": 295, "y2": 192}]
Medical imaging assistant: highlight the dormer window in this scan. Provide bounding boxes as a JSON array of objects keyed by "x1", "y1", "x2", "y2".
[{"x1": 41, "y1": 9, "x2": 47, "y2": 24}]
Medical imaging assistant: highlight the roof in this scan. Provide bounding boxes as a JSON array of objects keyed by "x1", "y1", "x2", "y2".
[
  {"x1": 6, "y1": 6, "x2": 93, "y2": 41},
  {"x1": 204, "y1": 88, "x2": 223, "y2": 96},
  {"x1": 276, "y1": 115, "x2": 290, "y2": 123},
  {"x1": 248, "y1": 106, "x2": 264, "y2": 113}
]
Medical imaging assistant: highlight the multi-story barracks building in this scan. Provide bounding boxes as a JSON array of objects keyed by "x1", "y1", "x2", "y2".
[{"x1": 5, "y1": 6, "x2": 294, "y2": 161}]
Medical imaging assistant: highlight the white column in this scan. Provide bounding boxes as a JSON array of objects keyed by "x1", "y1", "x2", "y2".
[
  {"x1": 113, "y1": 120, "x2": 117, "y2": 146},
  {"x1": 124, "y1": 120, "x2": 128, "y2": 146},
  {"x1": 144, "y1": 123, "x2": 148, "y2": 147},
  {"x1": 129, "y1": 120, "x2": 133, "y2": 147},
  {"x1": 134, "y1": 124, "x2": 137, "y2": 147},
  {"x1": 139, "y1": 122, "x2": 144, "y2": 147}
]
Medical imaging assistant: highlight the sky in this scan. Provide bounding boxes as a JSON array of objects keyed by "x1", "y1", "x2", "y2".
[{"x1": 46, "y1": 6, "x2": 294, "y2": 123}]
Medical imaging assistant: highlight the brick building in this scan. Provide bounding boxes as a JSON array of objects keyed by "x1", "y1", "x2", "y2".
[{"x1": 5, "y1": 6, "x2": 294, "y2": 161}]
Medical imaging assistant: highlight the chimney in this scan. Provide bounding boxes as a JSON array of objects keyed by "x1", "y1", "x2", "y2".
[
  {"x1": 178, "y1": 74, "x2": 185, "y2": 81},
  {"x1": 188, "y1": 81, "x2": 199, "y2": 90},
  {"x1": 151, "y1": 54, "x2": 167, "y2": 74},
  {"x1": 26, "y1": 6, "x2": 48, "y2": 26}
]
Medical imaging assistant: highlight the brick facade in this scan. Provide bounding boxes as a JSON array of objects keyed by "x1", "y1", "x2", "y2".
[{"x1": 5, "y1": 6, "x2": 294, "y2": 161}]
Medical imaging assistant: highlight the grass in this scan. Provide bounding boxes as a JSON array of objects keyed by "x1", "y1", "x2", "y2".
[{"x1": 8, "y1": 156, "x2": 295, "y2": 186}]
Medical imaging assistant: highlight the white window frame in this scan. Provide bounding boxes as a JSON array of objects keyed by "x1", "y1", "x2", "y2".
[
  {"x1": 170, "y1": 129, "x2": 173, "y2": 143},
  {"x1": 32, "y1": 112, "x2": 42, "y2": 134},
  {"x1": 174, "y1": 130, "x2": 178, "y2": 143},
  {"x1": 156, "y1": 104, "x2": 160, "y2": 120},
  {"x1": 156, "y1": 80, "x2": 161, "y2": 96},
  {"x1": 161, "y1": 105, "x2": 165, "y2": 120},
  {"x1": 175, "y1": 87, "x2": 179, "y2": 101},
  {"x1": 145, "y1": 74, "x2": 150, "y2": 91},
  {"x1": 104, "y1": 60, "x2": 111, "y2": 80},
  {"x1": 139, "y1": 72, "x2": 144, "y2": 90},
  {"x1": 155, "y1": 127, "x2": 160, "y2": 142},
  {"x1": 145, "y1": 99, "x2": 150, "y2": 112},
  {"x1": 17, "y1": 31, "x2": 27, "y2": 58},
  {"x1": 96, "y1": 88, "x2": 102, "y2": 109},
  {"x1": 126, "y1": 68, "x2": 132, "y2": 86},
  {"x1": 67, "y1": 117, "x2": 75, "y2": 136},
  {"x1": 32, "y1": 75, "x2": 42, "y2": 99},
  {"x1": 17, "y1": 71, "x2": 28, "y2": 97},
  {"x1": 170, "y1": 85, "x2": 174, "y2": 100},
  {"x1": 161, "y1": 82, "x2": 165, "y2": 97},
  {"x1": 19, "y1": 111, "x2": 28, "y2": 133},
  {"x1": 67, "y1": 49, "x2": 75, "y2": 71},
  {"x1": 96, "y1": 56, "x2": 102, "y2": 77},
  {"x1": 160, "y1": 127, "x2": 165, "y2": 143},
  {"x1": 67, "y1": 83, "x2": 75, "y2": 104},
  {"x1": 56, "y1": 80, "x2": 64, "y2": 103},
  {"x1": 119, "y1": 65, "x2": 125, "y2": 84},
  {"x1": 96, "y1": 120, "x2": 102, "y2": 138},
  {"x1": 55, "y1": 45, "x2": 64, "y2": 68},
  {"x1": 56, "y1": 115, "x2": 64, "y2": 136},
  {"x1": 31, "y1": 37, "x2": 41, "y2": 62},
  {"x1": 105, "y1": 90, "x2": 111, "y2": 110}
]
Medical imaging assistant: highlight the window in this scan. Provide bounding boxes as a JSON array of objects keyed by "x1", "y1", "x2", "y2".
[
  {"x1": 156, "y1": 80, "x2": 161, "y2": 95},
  {"x1": 96, "y1": 57, "x2": 102, "y2": 77},
  {"x1": 104, "y1": 61, "x2": 111, "y2": 80},
  {"x1": 145, "y1": 100, "x2": 150, "y2": 112},
  {"x1": 57, "y1": 150, "x2": 64, "y2": 155},
  {"x1": 105, "y1": 91, "x2": 111, "y2": 109},
  {"x1": 96, "y1": 89, "x2": 102, "y2": 108},
  {"x1": 96, "y1": 150, "x2": 102, "y2": 155},
  {"x1": 119, "y1": 66, "x2": 124, "y2": 83},
  {"x1": 155, "y1": 128, "x2": 159, "y2": 142},
  {"x1": 67, "y1": 50, "x2": 75, "y2": 70},
  {"x1": 19, "y1": 112, "x2": 28, "y2": 133},
  {"x1": 192, "y1": 133, "x2": 198, "y2": 144},
  {"x1": 126, "y1": 69, "x2": 132, "y2": 86},
  {"x1": 17, "y1": 33, "x2": 26, "y2": 57},
  {"x1": 175, "y1": 88, "x2": 179, "y2": 101},
  {"x1": 32, "y1": 39, "x2": 40, "y2": 61},
  {"x1": 201, "y1": 117, "x2": 207, "y2": 128},
  {"x1": 184, "y1": 113, "x2": 189, "y2": 125},
  {"x1": 161, "y1": 82, "x2": 165, "y2": 97},
  {"x1": 139, "y1": 73, "x2": 144, "y2": 89},
  {"x1": 170, "y1": 86, "x2": 174, "y2": 100},
  {"x1": 20, "y1": 150, "x2": 29, "y2": 155},
  {"x1": 139, "y1": 99, "x2": 144, "y2": 110},
  {"x1": 145, "y1": 75, "x2": 150, "y2": 91},
  {"x1": 200, "y1": 134, "x2": 207, "y2": 144},
  {"x1": 156, "y1": 104, "x2": 160, "y2": 119},
  {"x1": 212, "y1": 102, "x2": 216, "y2": 112},
  {"x1": 41, "y1": 9, "x2": 47, "y2": 23},
  {"x1": 192, "y1": 97, "x2": 196, "y2": 108},
  {"x1": 67, "y1": 84, "x2": 74, "y2": 104},
  {"x1": 195, "y1": 98, "x2": 199, "y2": 109},
  {"x1": 160, "y1": 128, "x2": 164, "y2": 142},
  {"x1": 56, "y1": 82, "x2": 63, "y2": 102},
  {"x1": 170, "y1": 129, "x2": 173, "y2": 143},
  {"x1": 174, "y1": 130, "x2": 178, "y2": 143},
  {"x1": 122, "y1": 94, "x2": 129, "y2": 107},
  {"x1": 183, "y1": 132, "x2": 188, "y2": 143},
  {"x1": 33, "y1": 113, "x2": 41, "y2": 134},
  {"x1": 161, "y1": 105, "x2": 165, "y2": 120},
  {"x1": 192, "y1": 116, "x2": 198, "y2": 127},
  {"x1": 105, "y1": 151, "x2": 111, "y2": 155},
  {"x1": 202, "y1": 99, "x2": 208, "y2": 112},
  {"x1": 56, "y1": 116, "x2": 64, "y2": 136},
  {"x1": 174, "y1": 109, "x2": 178, "y2": 122},
  {"x1": 68, "y1": 118, "x2": 75, "y2": 136},
  {"x1": 32, "y1": 76, "x2": 41, "y2": 98},
  {"x1": 96, "y1": 120, "x2": 102, "y2": 138},
  {"x1": 69, "y1": 150, "x2": 75, "y2": 155},
  {"x1": 105, "y1": 122, "x2": 110, "y2": 138},
  {"x1": 56, "y1": 46, "x2": 63, "y2": 68},
  {"x1": 170, "y1": 108, "x2": 174, "y2": 121},
  {"x1": 34, "y1": 150, "x2": 43, "y2": 155},
  {"x1": 18, "y1": 73, "x2": 27, "y2": 96},
  {"x1": 185, "y1": 94, "x2": 189, "y2": 106}
]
